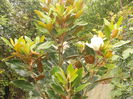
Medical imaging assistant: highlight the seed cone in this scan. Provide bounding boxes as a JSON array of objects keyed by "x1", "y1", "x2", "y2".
[
  {"x1": 74, "y1": 60, "x2": 82, "y2": 68},
  {"x1": 84, "y1": 55, "x2": 95, "y2": 64}
]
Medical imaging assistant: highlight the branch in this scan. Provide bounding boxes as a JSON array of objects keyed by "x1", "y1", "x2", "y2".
[{"x1": 65, "y1": 55, "x2": 80, "y2": 60}]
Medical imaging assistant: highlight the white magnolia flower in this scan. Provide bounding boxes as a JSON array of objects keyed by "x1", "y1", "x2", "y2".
[{"x1": 86, "y1": 35, "x2": 104, "y2": 51}]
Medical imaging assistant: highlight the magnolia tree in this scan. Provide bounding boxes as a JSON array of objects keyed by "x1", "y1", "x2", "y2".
[{"x1": 1, "y1": 0, "x2": 130, "y2": 99}]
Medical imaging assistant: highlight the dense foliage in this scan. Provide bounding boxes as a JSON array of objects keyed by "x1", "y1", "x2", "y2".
[{"x1": 0, "y1": 0, "x2": 133, "y2": 99}]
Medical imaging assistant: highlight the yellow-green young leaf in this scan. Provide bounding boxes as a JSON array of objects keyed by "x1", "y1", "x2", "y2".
[
  {"x1": 69, "y1": 68, "x2": 78, "y2": 82},
  {"x1": 24, "y1": 44, "x2": 30, "y2": 54},
  {"x1": 117, "y1": 16, "x2": 123, "y2": 27},
  {"x1": 46, "y1": 23, "x2": 53, "y2": 32},
  {"x1": 75, "y1": 10, "x2": 83, "y2": 18},
  {"x1": 67, "y1": 64, "x2": 74, "y2": 76},
  {"x1": 74, "y1": 0, "x2": 83, "y2": 11},
  {"x1": 104, "y1": 25, "x2": 111, "y2": 39},
  {"x1": 74, "y1": 83, "x2": 89, "y2": 92},
  {"x1": 1, "y1": 37, "x2": 13, "y2": 48},
  {"x1": 69, "y1": 74, "x2": 78, "y2": 83},
  {"x1": 18, "y1": 36, "x2": 25, "y2": 44},
  {"x1": 66, "y1": 0, "x2": 74, "y2": 5},
  {"x1": 20, "y1": 46, "x2": 28, "y2": 55},
  {"x1": 55, "y1": 4, "x2": 65, "y2": 16},
  {"x1": 38, "y1": 21, "x2": 47, "y2": 28},
  {"x1": 65, "y1": 6, "x2": 74, "y2": 16},
  {"x1": 72, "y1": 68, "x2": 83, "y2": 87},
  {"x1": 14, "y1": 43, "x2": 21, "y2": 52},
  {"x1": 40, "y1": 35, "x2": 45, "y2": 42},
  {"x1": 55, "y1": 72, "x2": 66, "y2": 84},
  {"x1": 105, "y1": 64, "x2": 116, "y2": 69},
  {"x1": 34, "y1": 10, "x2": 44, "y2": 18},
  {"x1": 10, "y1": 38, "x2": 15, "y2": 46},
  {"x1": 104, "y1": 18, "x2": 110, "y2": 25},
  {"x1": 30, "y1": 44, "x2": 37, "y2": 51}
]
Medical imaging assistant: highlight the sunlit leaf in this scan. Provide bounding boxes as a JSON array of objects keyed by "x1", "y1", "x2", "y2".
[
  {"x1": 10, "y1": 38, "x2": 15, "y2": 46},
  {"x1": 24, "y1": 36, "x2": 32, "y2": 43},
  {"x1": 117, "y1": 16, "x2": 123, "y2": 27},
  {"x1": 104, "y1": 25, "x2": 111, "y2": 39},
  {"x1": 69, "y1": 74, "x2": 78, "y2": 83},
  {"x1": 55, "y1": 72, "x2": 66, "y2": 84},
  {"x1": 104, "y1": 18, "x2": 110, "y2": 25},
  {"x1": 34, "y1": 10, "x2": 44, "y2": 18},
  {"x1": 40, "y1": 35, "x2": 45, "y2": 42},
  {"x1": 122, "y1": 48, "x2": 133, "y2": 59},
  {"x1": 35, "y1": 36, "x2": 40, "y2": 44},
  {"x1": 67, "y1": 64, "x2": 74, "y2": 76},
  {"x1": 113, "y1": 40, "x2": 130, "y2": 48},
  {"x1": 74, "y1": 83, "x2": 90, "y2": 92},
  {"x1": 105, "y1": 64, "x2": 116, "y2": 69},
  {"x1": 1, "y1": 37, "x2": 13, "y2": 48},
  {"x1": 36, "y1": 41, "x2": 53, "y2": 51},
  {"x1": 72, "y1": 68, "x2": 83, "y2": 87}
]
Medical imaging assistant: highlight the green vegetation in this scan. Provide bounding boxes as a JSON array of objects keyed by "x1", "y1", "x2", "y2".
[{"x1": 0, "y1": 0, "x2": 132, "y2": 99}]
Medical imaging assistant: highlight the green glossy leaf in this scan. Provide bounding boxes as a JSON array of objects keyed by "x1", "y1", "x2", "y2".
[
  {"x1": 36, "y1": 41, "x2": 53, "y2": 50},
  {"x1": 5, "y1": 61, "x2": 29, "y2": 76},
  {"x1": 5, "y1": 60, "x2": 26, "y2": 69},
  {"x1": 12, "y1": 80, "x2": 33, "y2": 91},
  {"x1": 47, "y1": 89, "x2": 61, "y2": 99},
  {"x1": 51, "y1": 66, "x2": 60, "y2": 75},
  {"x1": 113, "y1": 40, "x2": 130, "y2": 48},
  {"x1": 111, "y1": 55, "x2": 120, "y2": 61},
  {"x1": 51, "y1": 83, "x2": 66, "y2": 95},
  {"x1": 74, "y1": 83, "x2": 89, "y2": 92},
  {"x1": 122, "y1": 48, "x2": 133, "y2": 59}
]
